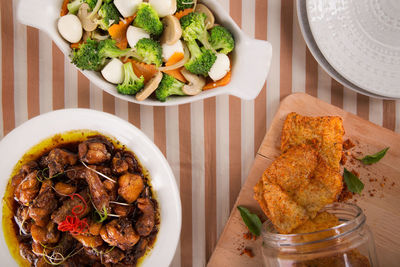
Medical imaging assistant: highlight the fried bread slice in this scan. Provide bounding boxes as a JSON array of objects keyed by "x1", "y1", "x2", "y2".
[
  {"x1": 292, "y1": 211, "x2": 339, "y2": 234},
  {"x1": 254, "y1": 179, "x2": 270, "y2": 218},
  {"x1": 293, "y1": 160, "x2": 343, "y2": 217},
  {"x1": 262, "y1": 183, "x2": 309, "y2": 234},
  {"x1": 281, "y1": 112, "x2": 344, "y2": 171},
  {"x1": 255, "y1": 145, "x2": 343, "y2": 234}
]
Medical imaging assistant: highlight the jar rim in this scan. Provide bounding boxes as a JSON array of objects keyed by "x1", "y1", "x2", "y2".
[{"x1": 262, "y1": 203, "x2": 366, "y2": 246}]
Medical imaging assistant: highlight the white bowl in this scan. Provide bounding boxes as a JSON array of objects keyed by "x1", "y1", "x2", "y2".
[
  {"x1": 0, "y1": 109, "x2": 181, "y2": 267},
  {"x1": 17, "y1": 0, "x2": 272, "y2": 106},
  {"x1": 296, "y1": 0, "x2": 396, "y2": 99}
]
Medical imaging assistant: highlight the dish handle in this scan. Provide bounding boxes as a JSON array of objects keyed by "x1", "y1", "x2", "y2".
[
  {"x1": 229, "y1": 37, "x2": 272, "y2": 100},
  {"x1": 17, "y1": 0, "x2": 58, "y2": 30}
]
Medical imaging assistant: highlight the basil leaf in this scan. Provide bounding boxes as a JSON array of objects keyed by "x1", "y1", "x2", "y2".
[
  {"x1": 343, "y1": 168, "x2": 364, "y2": 194},
  {"x1": 358, "y1": 147, "x2": 389, "y2": 165},
  {"x1": 237, "y1": 206, "x2": 262, "y2": 236}
]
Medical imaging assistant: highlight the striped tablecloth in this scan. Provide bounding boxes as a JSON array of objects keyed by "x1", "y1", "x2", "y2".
[{"x1": 1, "y1": 0, "x2": 399, "y2": 266}]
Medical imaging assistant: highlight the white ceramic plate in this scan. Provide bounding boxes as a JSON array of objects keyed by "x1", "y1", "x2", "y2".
[
  {"x1": 306, "y1": 0, "x2": 400, "y2": 99},
  {"x1": 0, "y1": 109, "x2": 181, "y2": 267},
  {"x1": 17, "y1": 0, "x2": 272, "y2": 106},
  {"x1": 296, "y1": 0, "x2": 395, "y2": 99}
]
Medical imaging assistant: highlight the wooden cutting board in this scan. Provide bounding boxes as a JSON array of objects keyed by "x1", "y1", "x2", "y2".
[{"x1": 208, "y1": 93, "x2": 400, "y2": 267}]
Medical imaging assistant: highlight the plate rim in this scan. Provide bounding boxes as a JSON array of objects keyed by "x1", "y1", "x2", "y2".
[
  {"x1": 296, "y1": 0, "x2": 397, "y2": 100},
  {"x1": 304, "y1": 0, "x2": 400, "y2": 99}
]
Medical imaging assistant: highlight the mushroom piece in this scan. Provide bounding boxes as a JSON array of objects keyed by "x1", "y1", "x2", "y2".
[
  {"x1": 78, "y1": 3, "x2": 98, "y2": 32},
  {"x1": 82, "y1": 30, "x2": 91, "y2": 42},
  {"x1": 135, "y1": 71, "x2": 163, "y2": 101},
  {"x1": 160, "y1": 15, "x2": 182, "y2": 45},
  {"x1": 195, "y1": 4, "x2": 215, "y2": 30},
  {"x1": 180, "y1": 69, "x2": 206, "y2": 95}
]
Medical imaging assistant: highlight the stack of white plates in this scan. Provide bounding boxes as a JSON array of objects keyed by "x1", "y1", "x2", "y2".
[{"x1": 297, "y1": 0, "x2": 400, "y2": 99}]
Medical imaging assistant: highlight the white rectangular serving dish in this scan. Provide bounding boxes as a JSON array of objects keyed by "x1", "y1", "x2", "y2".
[{"x1": 17, "y1": 0, "x2": 272, "y2": 106}]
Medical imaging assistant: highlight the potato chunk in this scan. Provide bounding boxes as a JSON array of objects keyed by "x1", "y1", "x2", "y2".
[{"x1": 118, "y1": 173, "x2": 144, "y2": 204}]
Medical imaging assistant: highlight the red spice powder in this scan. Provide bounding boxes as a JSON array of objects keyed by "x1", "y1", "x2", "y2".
[
  {"x1": 240, "y1": 248, "x2": 254, "y2": 258},
  {"x1": 343, "y1": 139, "x2": 355, "y2": 150},
  {"x1": 351, "y1": 169, "x2": 360, "y2": 177},
  {"x1": 243, "y1": 231, "x2": 257, "y2": 241},
  {"x1": 338, "y1": 183, "x2": 354, "y2": 202},
  {"x1": 341, "y1": 152, "x2": 347, "y2": 165}
]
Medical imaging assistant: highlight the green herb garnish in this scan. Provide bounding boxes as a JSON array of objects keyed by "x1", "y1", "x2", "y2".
[
  {"x1": 343, "y1": 168, "x2": 364, "y2": 194},
  {"x1": 237, "y1": 206, "x2": 262, "y2": 236},
  {"x1": 41, "y1": 244, "x2": 83, "y2": 265},
  {"x1": 36, "y1": 168, "x2": 64, "y2": 182},
  {"x1": 92, "y1": 246, "x2": 115, "y2": 256},
  {"x1": 358, "y1": 147, "x2": 389, "y2": 165},
  {"x1": 95, "y1": 206, "x2": 108, "y2": 223}
]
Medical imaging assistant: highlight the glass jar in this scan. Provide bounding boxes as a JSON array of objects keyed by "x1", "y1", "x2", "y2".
[{"x1": 261, "y1": 203, "x2": 378, "y2": 267}]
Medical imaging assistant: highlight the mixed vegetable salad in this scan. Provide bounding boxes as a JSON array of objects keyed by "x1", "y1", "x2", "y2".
[{"x1": 58, "y1": 0, "x2": 235, "y2": 102}]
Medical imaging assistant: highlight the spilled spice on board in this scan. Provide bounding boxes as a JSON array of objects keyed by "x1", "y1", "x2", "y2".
[
  {"x1": 343, "y1": 139, "x2": 355, "y2": 150},
  {"x1": 243, "y1": 231, "x2": 257, "y2": 241},
  {"x1": 240, "y1": 248, "x2": 254, "y2": 258}
]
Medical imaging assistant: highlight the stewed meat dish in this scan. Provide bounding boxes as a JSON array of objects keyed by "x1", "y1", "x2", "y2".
[{"x1": 3, "y1": 131, "x2": 159, "y2": 266}]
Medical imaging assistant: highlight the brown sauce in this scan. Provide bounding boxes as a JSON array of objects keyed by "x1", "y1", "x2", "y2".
[{"x1": 2, "y1": 130, "x2": 159, "y2": 266}]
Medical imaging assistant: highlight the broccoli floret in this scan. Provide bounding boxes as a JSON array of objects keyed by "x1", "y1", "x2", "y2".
[
  {"x1": 71, "y1": 39, "x2": 100, "y2": 70},
  {"x1": 155, "y1": 74, "x2": 187, "y2": 102},
  {"x1": 184, "y1": 40, "x2": 216, "y2": 76},
  {"x1": 67, "y1": 0, "x2": 99, "y2": 14},
  {"x1": 116, "y1": 62, "x2": 145, "y2": 95},
  {"x1": 85, "y1": 0, "x2": 98, "y2": 9},
  {"x1": 177, "y1": 0, "x2": 195, "y2": 12},
  {"x1": 180, "y1": 12, "x2": 213, "y2": 50},
  {"x1": 135, "y1": 38, "x2": 162, "y2": 67},
  {"x1": 133, "y1": 3, "x2": 163, "y2": 36},
  {"x1": 97, "y1": 2, "x2": 121, "y2": 30},
  {"x1": 67, "y1": 0, "x2": 83, "y2": 14},
  {"x1": 98, "y1": 39, "x2": 131, "y2": 58},
  {"x1": 209, "y1": 26, "x2": 235, "y2": 54},
  {"x1": 71, "y1": 39, "x2": 131, "y2": 71},
  {"x1": 180, "y1": 12, "x2": 205, "y2": 42}
]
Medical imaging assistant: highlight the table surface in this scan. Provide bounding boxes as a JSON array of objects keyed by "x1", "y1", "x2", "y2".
[{"x1": 1, "y1": 0, "x2": 399, "y2": 267}]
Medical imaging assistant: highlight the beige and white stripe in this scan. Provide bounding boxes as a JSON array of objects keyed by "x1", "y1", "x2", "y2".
[{"x1": 1, "y1": 0, "x2": 399, "y2": 266}]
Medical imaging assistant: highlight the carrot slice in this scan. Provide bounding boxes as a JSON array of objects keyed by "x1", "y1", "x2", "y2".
[
  {"x1": 60, "y1": 0, "x2": 69, "y2": 17},
  {"x1": 162, "y1": 52, "x2": 187, "y2": 83},
  {"x1": 71, "y1": 40, "x2": 83, "y2": 49},
  {"x1": 122, "y1": 58, "x2": 158, "y2": 83},
  {"x1": 174, "y1": 8, "x2": 194, "y2": 20},
  {"x1": 203, "y1": 70, "x2": 232, "y2": 90},
  {"x1": 108, "y1": 16, "x2": 136, "y2": 50}
]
